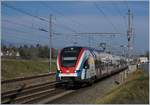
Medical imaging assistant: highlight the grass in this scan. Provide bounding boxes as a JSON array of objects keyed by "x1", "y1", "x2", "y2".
[
  {"x1": 1, "y1": 59, "x2": 57, "y2": 80},
  {"x1": 95, "y1": 70, "x2": 149, "y2": 104}
]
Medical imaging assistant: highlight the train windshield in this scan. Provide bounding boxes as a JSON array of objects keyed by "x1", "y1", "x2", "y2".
[{"x1": 61, "y1": 47, "x2": 81, "y2": 67}]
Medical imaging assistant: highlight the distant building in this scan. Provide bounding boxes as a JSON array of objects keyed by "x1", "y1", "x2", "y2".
[
  {"x1": 0, "y1": 52, "x2": 3, "y2": 56},
  {"x1": 6, "y1": 51, "x2": 9, "y2": 56},
  {"x1": 138, "y1": 57, "x2": 148, "y2": 63},
  {"x1": 16, "y1": 52, "x2": 20, "y2": 57},
  {"x1": 1, "y1": 50, "x2": 20, "y2": 57}
]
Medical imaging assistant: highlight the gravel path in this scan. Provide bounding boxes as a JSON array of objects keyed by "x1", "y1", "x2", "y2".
[{"x1": 49, "y1": 70, "x2": 126, "y2": 104}]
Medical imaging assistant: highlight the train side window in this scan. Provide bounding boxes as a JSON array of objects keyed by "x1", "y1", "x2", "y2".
[{"x1": 84, "y1": 60, "x2": 89, "y2": 69}]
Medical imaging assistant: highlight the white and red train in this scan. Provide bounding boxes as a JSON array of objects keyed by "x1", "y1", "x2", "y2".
[{"x1": 56, "y1": 46, "x2": 127, "y2": 85}]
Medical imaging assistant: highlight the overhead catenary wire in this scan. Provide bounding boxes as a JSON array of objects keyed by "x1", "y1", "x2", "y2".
[
  {"x1": 113, "y1": 2, "x2": 127, "y2": 32},
  {"x1": 2, "y1": 19, "x2": 48, "y2": 32},
  {"x1": 2, "y1": 19, "x2": 58, "y2": 38},
  {"x1": 53, "y1": 22, "x2": 78, "y2": 33},
  {"x1": 2, "y1": 26, "x2": 76, "y2": 47},
  {"x1": 2, "y1": 26, "x2": 50, "y2": 39},
  {"x1": 2, "y1": 2, "x2": 76, "y2": 48},
  {"x1": 2, "y1": 19, "x2": 77, "y2": 38},
  {"x1": 124, "y1": 1, "x2": 130, "y2": 10},
  {"x1": 2, "y1": 3, "x2": 49, "y2": 22},
  {"x1": 93, "y1": 2, "x2": 120, "y2": 33},
  {"x1": 2, "y1": 2, "x2": 131, "y2": 50},
  {"x1": 41, "y1": 2, "x2": 85, "y2": 30},
  {"x1": 93, "y1": 2, "x2": 125, "y2": 49},
  {"x1": 2, "y1": 19, "x2": 77, "y2": 35},
  {"x1": 2, "y1": 3, "x2": 78, "y2": 33},
  {"x1": 3, "y1": 33, "x2": 47, "y2": 44},
  {"x1": 3, "y1": 30, "x2": 71, "y2": 47}
]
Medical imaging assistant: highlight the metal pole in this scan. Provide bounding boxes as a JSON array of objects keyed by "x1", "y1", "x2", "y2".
[
  {"x1": 127, "y1": 9, "x2": 132, "y2": 59},
  {"x1": 49, "y1": 14, "x2": 52, "y2": 72}
]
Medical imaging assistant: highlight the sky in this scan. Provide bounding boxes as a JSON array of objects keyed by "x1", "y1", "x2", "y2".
[{"x1": 1, "y1": 1, "x2": 149, "y2": 55}]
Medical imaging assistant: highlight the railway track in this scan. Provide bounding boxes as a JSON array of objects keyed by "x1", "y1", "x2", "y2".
[
  {"x1": 2, "y1": 72, "x2": 56, "y2": 93},
  {"x1": 2, "y1": 72, "x2": 60, "y2": 104},
  {"x1": 1, "y1": 67, "x2": 128, "y2": 104},
  {"x1": 1, "y1": 72, "x2": 76, "y2": 104},
  {"x1": 2, "y1": 81, "x2": 73, "y2": 104},
  {"x1": 2, "y1": 72, "x2": 56, "y2": 84}
]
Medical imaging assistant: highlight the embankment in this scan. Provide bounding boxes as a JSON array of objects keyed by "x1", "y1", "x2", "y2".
[{"x1": 95, "y1": 69, "x2": 149, "y2": 104}]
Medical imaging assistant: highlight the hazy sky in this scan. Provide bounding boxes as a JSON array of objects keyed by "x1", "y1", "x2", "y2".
[{"x1": 1, "y1": 1, "x2": 149, "y2": 54}]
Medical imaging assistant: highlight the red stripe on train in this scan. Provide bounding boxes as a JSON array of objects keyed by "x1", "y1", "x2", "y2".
[{"x1": 75, "y1": 48, "x2": 85, "y2": 70}]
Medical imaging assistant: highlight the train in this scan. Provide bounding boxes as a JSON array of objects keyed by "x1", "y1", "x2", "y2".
[{"x1": 56, "y1": 46, "x2": 128, "y2": 86}]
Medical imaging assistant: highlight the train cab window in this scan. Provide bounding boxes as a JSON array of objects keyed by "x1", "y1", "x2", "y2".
[{"x1": 61, "y1": 47, "x2": 81, "y2": 67}]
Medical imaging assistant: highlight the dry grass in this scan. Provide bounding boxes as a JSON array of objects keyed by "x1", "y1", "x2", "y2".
[
  {"x1": 95, "y1": 70, "x2": 149, "y2": 104},
  {"x1": 1, "y1": 59, "x2": 57, "y2": 80}
]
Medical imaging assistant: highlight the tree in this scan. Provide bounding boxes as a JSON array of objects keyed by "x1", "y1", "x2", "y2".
[
  {"x1": 36, "y1": 44, "x2": 40, "y2": 48},
  {"x1": 17, "y1": 44, "x2": 52, "y2": 59},
  {"x1": 11, "y1": 46, "x2": 17, "y2": 52},
  {"x1": 23, "y1": 45, "x2": 28, "y2": 49},
  {"x1": 18, "y1": 45, "x2": 31, "y2": 59},
  {"x1": 38, "y1": 45, "x2": 49, "y2": 58},
  {"x1": 1, "y1": 45, "x2": 8, "y2": 52}
]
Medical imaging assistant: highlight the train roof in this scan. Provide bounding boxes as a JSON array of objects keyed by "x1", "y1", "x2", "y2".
[
  {"x1": 62, "y1": 46, "x2": 127, "y2": 60},
  {"x1": 62, "y1": 46, "x2": 104, "y2": 53}
]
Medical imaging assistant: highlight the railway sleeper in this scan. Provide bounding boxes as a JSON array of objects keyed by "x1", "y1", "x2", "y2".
[
  {"x1": 20, "y1": 89, "x2": 65, "y2": 104},
  {"x1": 2, "y1": 81, "x2": 56, "y2": 99},
  {"x1": 16, "y1": 83, "x2": 56, "y2": 97},
  {"x1": 14, "y1": 88, "x2": 55, "y2": 103},
  {"x1": 2, "y1": 84, "x2": 56, "y2": 102}
]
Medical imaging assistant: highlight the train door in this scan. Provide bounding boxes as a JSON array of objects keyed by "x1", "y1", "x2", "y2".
[
  {"x1": 97, "y1": 60, "x2": 102, "y2": 78},
  {"x1": 101, "y1": 62, "x2": 108, "y2": 76},
  {"x1": 87, "y1": 56, "x2": 96, "y2": 79},
  {"x1": 82, "y1": 60, "x2": 89, "y2": 80},
  {"x1": 95, "y1": 59, "x2": 101, "y2": 78}
]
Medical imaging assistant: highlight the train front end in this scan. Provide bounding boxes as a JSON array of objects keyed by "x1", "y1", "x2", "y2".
[{"x1": 56, "y1": 46, "x2": 85, "y2": 83}]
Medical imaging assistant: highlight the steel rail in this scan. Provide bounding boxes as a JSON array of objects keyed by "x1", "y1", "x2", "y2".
[
  {"x1": 1, "y1": 66, "x2": 128, "y2": 104},
  {"x1": 2, "y1": 81, "x2": 56, "y2": 97},
  {"x1": 1, "y1": 81, "x2": 59, "y2": 104},
  {"x1": 2, "y1": 72, "x2": 56, "y2": 84}
]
